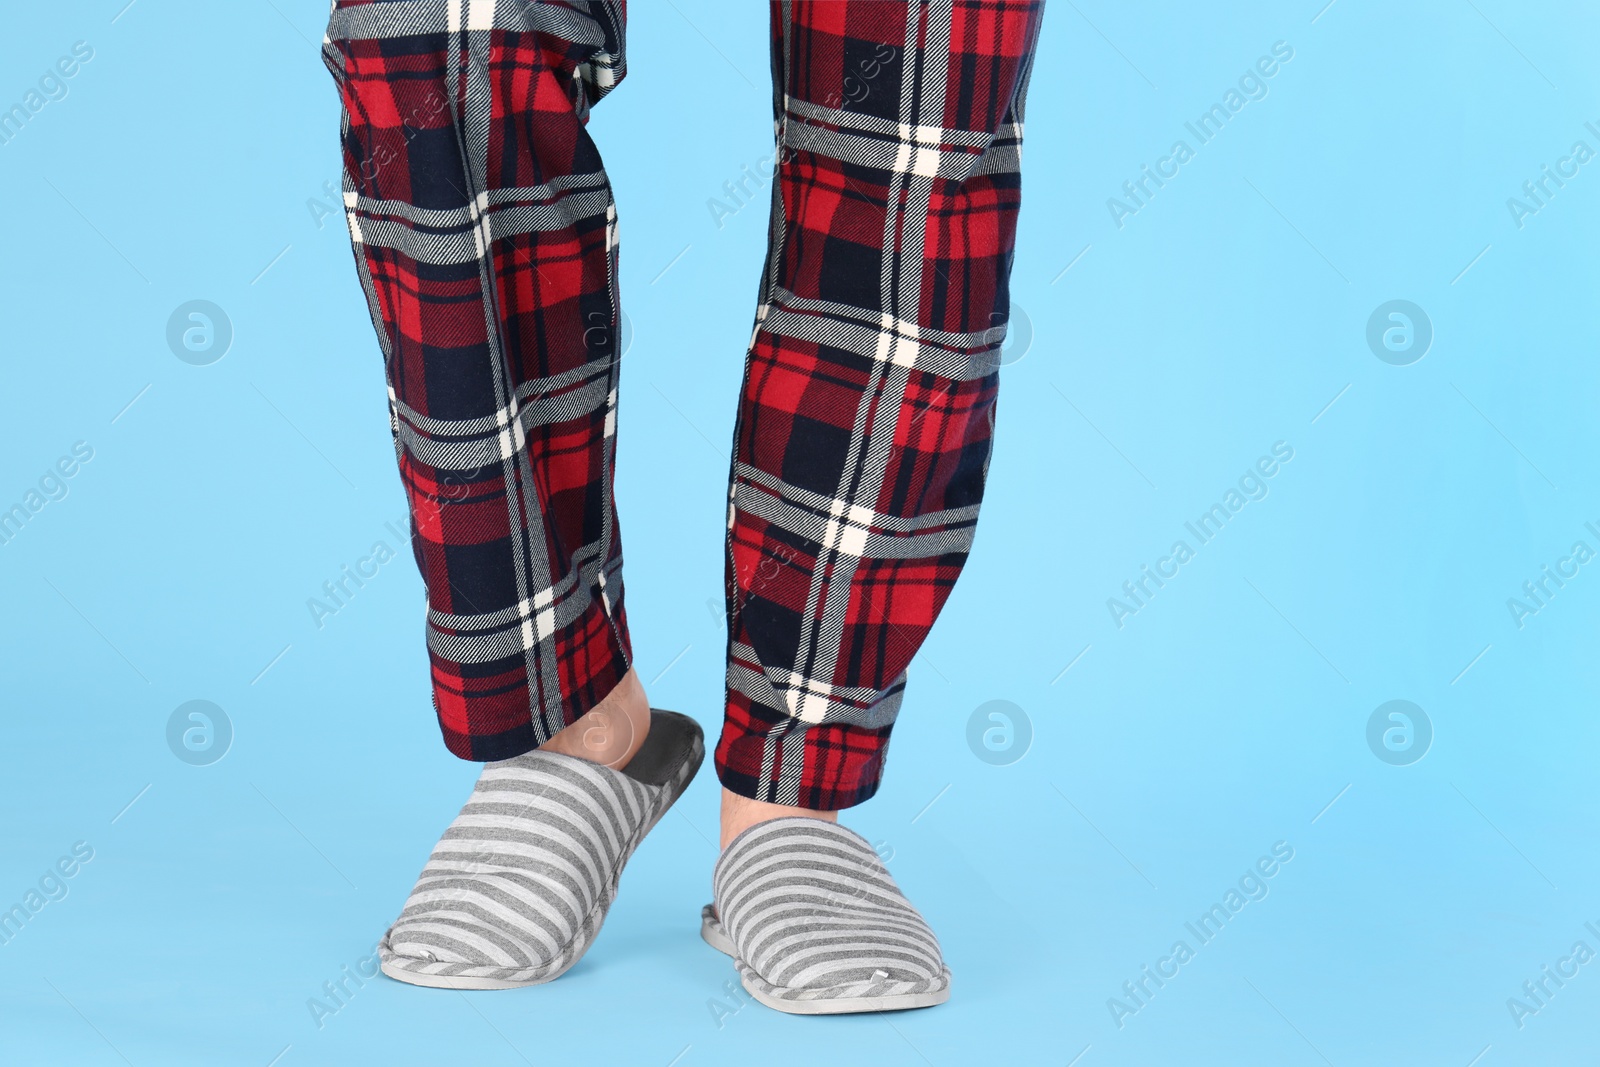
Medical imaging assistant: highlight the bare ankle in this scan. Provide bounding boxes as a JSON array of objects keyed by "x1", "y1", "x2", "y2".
[
  {"x1": 541, "y1": 668, "x2": 651, "y2": 769},
  {"x1": 719, "y1": 786, "x2": 836, "y2": 850}
]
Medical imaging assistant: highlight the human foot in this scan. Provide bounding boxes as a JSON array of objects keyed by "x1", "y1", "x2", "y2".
[
  {"x1": 719, "y1": 785, "x2": 835, "y2": 849},
  {"x1": 378, "y1": 707, "x2": 703, "y2": 989},
  {"x1": 701, "y1": 817, "x2": 951, "y2": 1014},
  {"x1": 539, "y1": 668, "x2": 651, "y2": 769}
]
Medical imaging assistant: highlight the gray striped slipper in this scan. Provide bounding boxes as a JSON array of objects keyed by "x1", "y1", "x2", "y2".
[
  {"x1": 701, "y1": 818, "x2": 951, "y2": 1014},
  {"x1": 379, "y1": 709, "x2": 703, "y2": 990}
]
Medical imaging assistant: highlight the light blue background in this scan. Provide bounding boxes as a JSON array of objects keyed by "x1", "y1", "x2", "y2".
[{"x1": 2, "y1": 2, "x2": 1598, "y2": 1065}]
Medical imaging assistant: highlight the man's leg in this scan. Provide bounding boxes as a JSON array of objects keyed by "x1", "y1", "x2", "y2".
[
  {"x1": 720, "y1": 0, "x2": 1043, "y2": 823},
  {"x1": 322, "y1": 0, "x2": 702, "y2": 989},
  {"x1": 705, "y1": 0, "x2": 1043, "y2": 1013},
  {"x1": 324, "y1": 0, "x2": 644, "y2": 763}
]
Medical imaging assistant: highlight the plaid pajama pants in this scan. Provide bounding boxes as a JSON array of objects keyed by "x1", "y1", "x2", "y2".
[{"x1": 322, "y1": 0, "x2": 1042, "y2": 810}]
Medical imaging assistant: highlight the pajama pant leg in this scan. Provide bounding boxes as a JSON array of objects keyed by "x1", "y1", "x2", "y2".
[
  {"x1": 322, "y1": 1, "x2": 633, "y2": 761},
  {"x1": 717, "y1": 0, "x2": 1045, "y2": 811}
]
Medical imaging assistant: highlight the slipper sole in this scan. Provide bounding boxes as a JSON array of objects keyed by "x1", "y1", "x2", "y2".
[
  {"x1": 699, "y1": 904, "x2": 951, "y2": 1015},
  {"x1": 377, "y1": 963, "x2": 535, "y2": 990}
]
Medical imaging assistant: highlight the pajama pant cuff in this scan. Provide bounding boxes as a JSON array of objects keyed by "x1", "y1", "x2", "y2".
[
  {"x1": 435, "y1": 644, "x2": 632, "y2": 764},
  {"x1": 432, "y1": 570, "x2": 634, "y2": 765},
  {"x1": 713, "y1": 690, "x2": 894, "y2": 812}
]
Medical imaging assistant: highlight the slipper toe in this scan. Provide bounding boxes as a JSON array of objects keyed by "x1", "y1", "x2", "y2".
[{"x1": 706, "y1": 818, "x2": 951, "y2": 1014}]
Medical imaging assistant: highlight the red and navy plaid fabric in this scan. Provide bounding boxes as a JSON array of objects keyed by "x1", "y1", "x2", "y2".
[
  {"x1": 322, "y1": 0, "x2": 1042, "y2": 807},
  {"x1": 322, "y1": 0, "x2": 632, "y2": 760},
  {"x1": 720, "y1": 0, "x2": 1043, "y2": 809}
]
